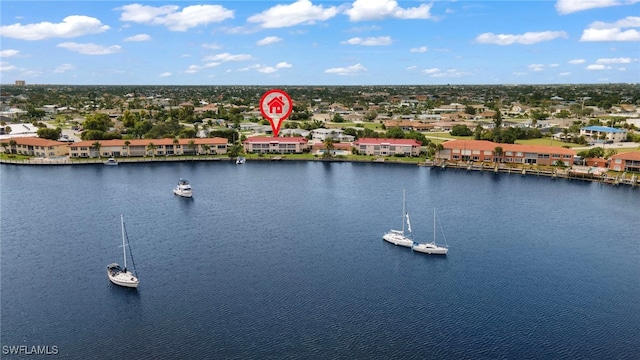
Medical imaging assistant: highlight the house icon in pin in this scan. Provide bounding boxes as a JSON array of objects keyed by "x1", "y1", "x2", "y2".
[{"x1": 267, "y1": 96, "x2": 285, "y2": 114}]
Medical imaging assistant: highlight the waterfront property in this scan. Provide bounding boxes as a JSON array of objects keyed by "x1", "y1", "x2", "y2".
[
  {"x1": 580, "y1": 126, "x2": 627, "y2": 143},
  {"x1": 353, "y1": 138, "x2": 421, "y2": 157},
  {"x1": 438, "y1": 139, "x2": 576, "y2": 166},
  {"x1": 609, "y1": 152, "x2": 640, "y2": 172},
  {"x1": 243, "y1": 136, "x2": 310, "y2": 154},
  {"x1": 68, "y1": 137, "x2": 228, "y2": 158},
  {"x1": 0, "y1": 137, "x2": 69, "y2": 157}
]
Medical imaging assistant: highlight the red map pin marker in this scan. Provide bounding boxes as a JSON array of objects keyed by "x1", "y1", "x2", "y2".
[{"x1": 260, "y1": 89, "x2": 292, "y2": 137}]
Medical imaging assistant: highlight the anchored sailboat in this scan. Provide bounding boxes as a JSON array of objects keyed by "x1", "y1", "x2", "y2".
[{"x1": 107, "y1": 215, "x2": 139, "y2": 288}]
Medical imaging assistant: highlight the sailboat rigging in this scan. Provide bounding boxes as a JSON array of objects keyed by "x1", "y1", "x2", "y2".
[{"x1": 107, "y1": 215, "x2": 139, "y2": 288}]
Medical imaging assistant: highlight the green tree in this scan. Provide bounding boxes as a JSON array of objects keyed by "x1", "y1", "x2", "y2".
[
  {"x1": 493, "y1": 146, "x2": 504, "y2": 163},
  {"x1": 385, "y1": 127, "x2": 405, "y2": 139},
  {"x1": 201, "y1": 144, "x2": 211, "y2": 155},
  {"x1": 146, "y1": 142, "x2": 156, "y2": 157},
  {"x1": 332, "y1": 113, "x2": 345, "y2": 123},
  {"x1": 451, "y1": 125, "x2": 473, "y2": 136},
  {"x1": 323, "y1": 137, "x2": 335, "y2": 158},
  {"x1": 92, "y1": 141, "x2": 102, "y2": 158},
  {"x1": 37, "y1": 127, "x2": 61, "y2": 140}
]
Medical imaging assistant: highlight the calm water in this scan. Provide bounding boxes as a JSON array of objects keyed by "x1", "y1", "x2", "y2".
[{"x1": 1, "y1": 161, "x2": 639, "y2": 359}]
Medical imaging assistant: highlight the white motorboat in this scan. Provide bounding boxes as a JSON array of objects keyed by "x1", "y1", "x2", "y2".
[
  {"x1": 412, "y1": 207, "x2": 449, "y2": 255},
  {"x1": 173, "y1": 178, "x2": 193, "y2": 198},
  {"x1": 383, "y1": 189, "x2": 414, "y2": 248},
  {"x1": 236, "y1": 156, "x2": 246, "y2": 164},
  {"x1": 103, "y1": 158, "x2": 118, "y2": 166},
  {"x1": 107, "y1": 215, "x2": 139, "y2": 288}
]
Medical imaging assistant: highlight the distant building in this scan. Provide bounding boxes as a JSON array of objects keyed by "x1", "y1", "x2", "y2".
[
  {"x1": 580, "y1": 126, "x2": 627, "y2": 143},
  {"x1": 353, "y1": 138, "x2": 421, "y2": 157},
  {"x1": 608, "y1": 152, "x2": 640, "y2": 172},
  {"x1": 15, "y1": 80, "x2": 26, "y2": 86},
  {"x1": 69, "y1": 138, "x2": 228, "y2": 158},
  {"x1": 243, "y1": 136, "x2": 309, "y2": 154},
  {"x1": 439, "y1": 139, "x2": 575, "y2": 166},
  {"x1": 1, "y1": 137, "x2": 69, "y2": 158}
]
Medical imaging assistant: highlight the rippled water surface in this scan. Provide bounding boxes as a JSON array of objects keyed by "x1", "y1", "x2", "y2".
[{"x1": 1, "y1": 161, "x2": 639, "y2": 359}]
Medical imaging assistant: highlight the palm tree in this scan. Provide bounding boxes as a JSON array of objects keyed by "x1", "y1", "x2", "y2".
[
  {"x1": 172, "y1": 137, "x2": 180, "y2": 156},
  {"x1": 493, "y1": 146, "x2": 504, "y2": 163},
  {"x1": 323, "y1": 137, "x2": 335, "y2": 158},
  {"x1": 9, "y1": 139, "x2": 17, "y2": 154},
  {"x1": 147, "y1": 142, "x2": 156, "y2": 157},
  {"x1": 187, "y1": 140, "x2": 196, "y2": 155},
  {"x1": 123, "y1": 140, "x2": 130, "y2": 157},
  {"x1": 92, "y1": 141, "x2": 102, "y2": 158},
  {"x1": 1, "y1": 141, "x2": 8, "y2": 154},
  {"x1": 201, "y1": 144, "x2": 210, "y2": 155}
]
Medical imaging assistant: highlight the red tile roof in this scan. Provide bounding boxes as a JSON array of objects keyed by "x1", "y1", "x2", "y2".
[
  {"x1": 3, "y1": 137, "x2": 67, "y2": 147},
  {"x1": 243, "y1": 136, "x2": 308, "y2": 144},
  {"x1": 610, "y1": 151, "x2": 640, "y2": 161},
  {"x1": 70, "y1": 137, "x2": 228, "y2": 147},
  {"x1": 353, "y1": 138, "x2": 421, "y2": 146},
  {"x1": 442, "y1": 139, "x2": 576, "y2": 155}
]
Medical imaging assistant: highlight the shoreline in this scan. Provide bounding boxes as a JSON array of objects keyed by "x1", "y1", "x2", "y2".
[{"x1": 1, "y1": 156, "x2": 638, "y2": 187}]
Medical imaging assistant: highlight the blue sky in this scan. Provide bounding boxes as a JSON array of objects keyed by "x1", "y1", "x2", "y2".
[{"x1": 1, "y1": 0, "x2": 639, "y2": 85}]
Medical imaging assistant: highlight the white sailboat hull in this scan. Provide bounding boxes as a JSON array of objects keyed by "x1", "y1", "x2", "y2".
[
  {"x1": 412, "y1": 243, "x2": 448, "y2": 255},
  {"x1": 107, "y1": 263, "x2": 139, "y2": 288},
  {"x1": 383, "y1": 230, "x2": 414, "y2": 247}
]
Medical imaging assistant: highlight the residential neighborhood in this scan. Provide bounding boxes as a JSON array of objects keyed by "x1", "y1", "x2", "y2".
[{"x1": 1, "y1": 84, "x2": 639, "y2": 178}]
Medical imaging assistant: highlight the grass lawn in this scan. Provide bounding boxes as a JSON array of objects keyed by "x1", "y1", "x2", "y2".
[{"x1": 0, "y1": 153, "x2": 32, "y2": 161}]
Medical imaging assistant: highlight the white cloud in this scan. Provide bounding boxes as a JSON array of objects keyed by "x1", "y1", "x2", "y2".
[
  {"x1": 0, "y1": 15, "x2": 109, "y2": 40},
  {"x1": 0, "y1": 49, "x2": 20, "y2": 57},
  {"x1": 549, "y1": 63, "x2": 560, "y2": 67},
  {"x1": 159, "y1": 72, "x2": 172, "y2": 77},
  {"x1": 410, "y1": 46, "x2": 428, "y2": 53},
  {"x1": 117, "y1": 4, "x2": 234, "y2": 31},
  {"x1": 555, "y1": 0, "x2": 639, "y2": 15},
  {"x1": 559, "y1": 72, "x2": 572, "y2": 76},
  {"x1": 54, "y1": 64, "x2": 75, "y2": 73},
  {"x1": 123, "y1": 34, "x2": 151, "y2": 42},
  {"x1": 568, "y1": 59, "x2": 586, "y2": 64},
  {"x1": 0, "y1": 61, "x2": 18, "y2": 72},
  {"x1": 586, "y1": 64, "x2": 610, "y2": 70},
  {"x1": 406, "y1": 65, "x2": 418, "y2": 70},
  {"x1": 421, "y1": 68, "x2": 440, "y2": 74},
  {"x1": 185, "y1": 65, "x2": 201, "y2": 74},
  {"x1": 475, "y1": 31, "x2": 568, "y2": 45},
  {"x1": 275, "y1": 62, "x2": 292, "y2": 68},
  {"x1": 345, "y1": 25, "x2": 382, "y2": 33},
  {"x1": 345, "y1": 0, "x2": 433, "y2": 21},
  {"x1": 202, "y1": 43, "x2": 221, "y2": 50},
  {"x1": 580, "y1": 16, "x2": 640, "y2": 41},
  {"x1": 324, "y1": 63, "x2": 367, "y2": 76},
  {"x1": 528, "y1": 64, "x2": 545, "y2": 72},
  {"x1": 596, "y1": 57, "x2": 634, "y2": 64},
  {"x1": 203, "y1": 53, "x2": 252, "y2": 62},
  {"x1": 341, "y1": 36, "x2": 392, "y2": 46},
  {"x1": 257, "y1": 36, "x2": 283, "y2": 46},
  {"x1": 57, "y1": 42, "x2": 121, "y2": 55},
  {"x1": 247, "y1": 0, "x2": 338, "y2": 28},
  {"x1": 430, "y1": 69, "x2": 469, "y2": 78}
]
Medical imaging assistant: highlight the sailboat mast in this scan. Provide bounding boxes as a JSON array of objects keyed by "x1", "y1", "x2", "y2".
[
  {"x1": 402, "y1": 189, "x2": 406, "y2": 234},
  {"x1": 121, "y1": 214, "x2": 127, "y2": 269},
  {"x1": 433, "y1": 207, "x2": 436, "y2": 244}
]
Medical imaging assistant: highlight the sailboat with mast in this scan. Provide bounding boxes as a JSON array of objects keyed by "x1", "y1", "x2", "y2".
[
  {"x1": 412, "y1": 207, "x2": 449, "y2": 255},
  {"x1": 107, "y1": 214, "x2": 139, "y2": 288},
  {"x1": 383, "y1": 189, "x2": 415, "y2": 247}
]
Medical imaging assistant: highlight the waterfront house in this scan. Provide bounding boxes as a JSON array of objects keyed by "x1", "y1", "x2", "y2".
[
  {"x1": 439, "y1": 139, "x2": 576, "y2": 166},
  {"x1": 608, "y1": 152, "x2": 640, "y2": 172},
  {"x1": 68, "y1": 138, "x2": 228, "y2": 158},
  {"x1": 1, "y1": 137, "x2": 69, "y2": 157},
  {"x1": 352, "y1": 138, "x2": 421, "y2": 157},
  {"x1": 243, "y1": 136, "x2": 309, "y2": 154}
]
